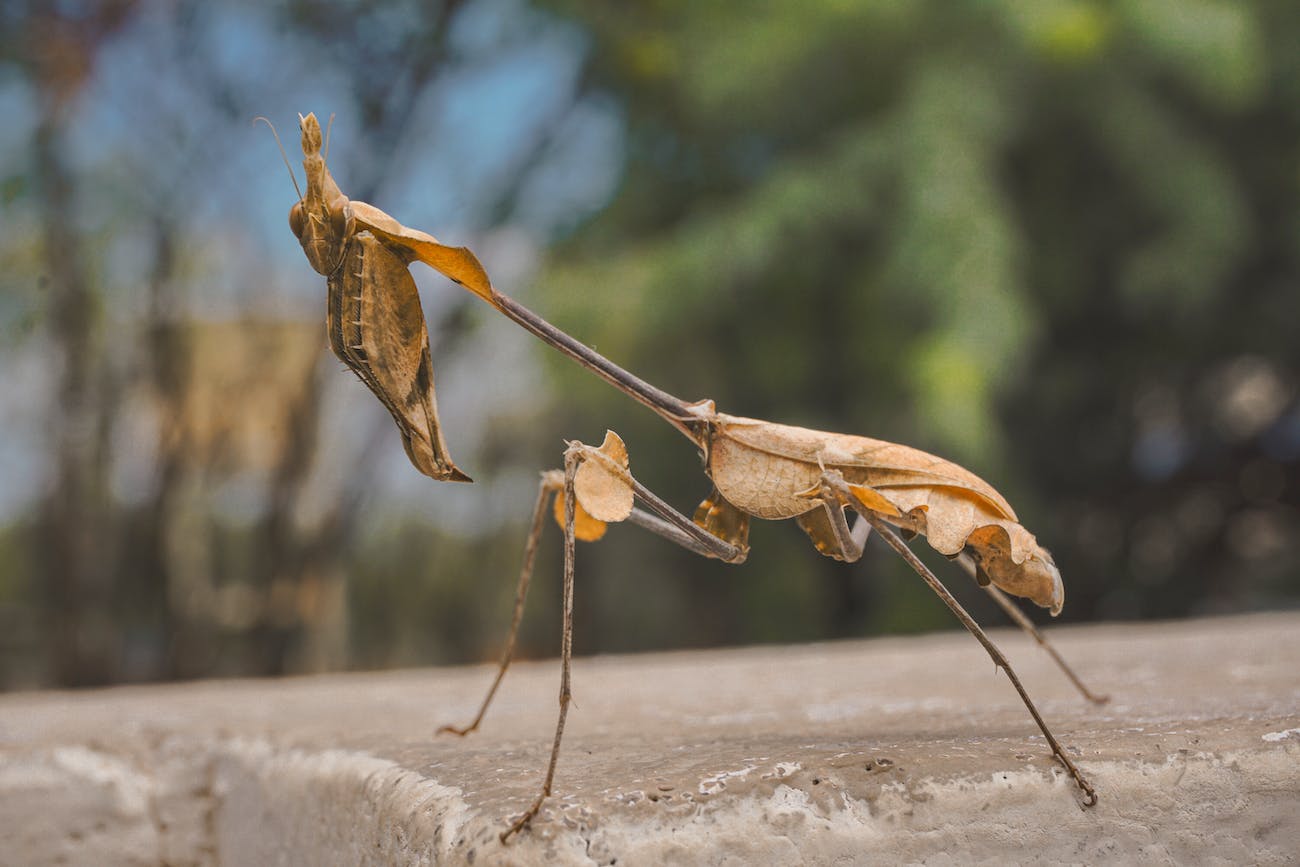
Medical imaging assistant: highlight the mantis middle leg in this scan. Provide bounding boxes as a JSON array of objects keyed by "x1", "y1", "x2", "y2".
[{"x1": 440, "y1": 436, "x2": 746, "y2": 840}]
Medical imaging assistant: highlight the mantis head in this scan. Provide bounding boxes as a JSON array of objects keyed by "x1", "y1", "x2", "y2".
[{"x1": 289, "y1": 112, "x2": 354, "y2": 276}]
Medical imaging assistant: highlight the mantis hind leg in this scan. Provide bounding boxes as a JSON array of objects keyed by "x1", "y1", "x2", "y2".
[
  {"x1": 815, "y1": 472, "x2": 1098, "y2": 806},
  {"x1": 959, "y1": 557, "x2": 1110, "y2": 706},
  {"x1": 867, "y1": 515, "x2": 1097, "y2": 805},
  {"x1": 795, "y1": 468, "x2": 874, "y2": 562},
  {"x1": 805, "y1": 470, "x2": 1108, "y2": 706}
]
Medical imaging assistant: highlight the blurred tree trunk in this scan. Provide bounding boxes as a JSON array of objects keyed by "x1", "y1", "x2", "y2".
[
  {"x1": 22, "y1": 1, "x2": 138, "y2": 686},
  {"x1": 248, "y1": 338, "x2": 329, "y2": 676},
  {"x1": 130, "y1": 218, "x2": 193, "y2": 680},
  {"x1": 32, "y1": 114, "x2": 119, "y2": 686}
]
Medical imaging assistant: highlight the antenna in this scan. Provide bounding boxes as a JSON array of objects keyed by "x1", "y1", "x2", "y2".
[{"x1": 254, "y1": 116, "x2": 303, "y2": 202}]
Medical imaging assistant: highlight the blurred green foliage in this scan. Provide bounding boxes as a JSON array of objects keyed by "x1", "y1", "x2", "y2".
[
  {"x1": 521, "y1": 0, "x2": 1300, "y2": 650},
  {"x1": 1, "y1": 0, "x2": 1297, "y2": 688}
]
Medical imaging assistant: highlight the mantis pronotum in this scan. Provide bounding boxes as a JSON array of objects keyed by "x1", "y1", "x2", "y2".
[{"x1": 277, "y1": 112, "x2": 1102, "y2": 841}]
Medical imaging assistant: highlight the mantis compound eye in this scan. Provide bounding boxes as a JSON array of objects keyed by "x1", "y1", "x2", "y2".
[{"x1": 288, "y1": 201, "x2": 306, "y2": 239}]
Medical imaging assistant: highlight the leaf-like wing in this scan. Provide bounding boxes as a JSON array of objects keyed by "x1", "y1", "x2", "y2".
[
  {"x1": 711, "y1": 414, "x2": 1062, "y2": 613},
  {"x1": 872, "y1": 484, "x2": 1063, "y2": 614},
  {"x1": 693, "y1": 487, "x2": 751, "y2": 552},
  {"x1": 716, "y1": 415, "x2": 1016, "y2": 519}
]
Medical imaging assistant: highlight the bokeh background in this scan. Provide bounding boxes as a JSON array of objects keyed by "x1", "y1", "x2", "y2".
[{"x1": 1, "y1": 0, "x2": 1297, "y2": 690}]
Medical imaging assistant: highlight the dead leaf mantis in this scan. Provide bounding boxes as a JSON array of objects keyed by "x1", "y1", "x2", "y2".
[{"x1": 273, "y1": 112, "x2": 1104, "y2": 841}]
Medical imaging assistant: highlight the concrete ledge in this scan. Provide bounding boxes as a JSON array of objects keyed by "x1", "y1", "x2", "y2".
[{"x1": 1, "y1": 613, "x2": 1297, "y2": 865}]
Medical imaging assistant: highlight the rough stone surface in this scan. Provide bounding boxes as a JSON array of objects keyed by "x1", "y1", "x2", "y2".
[{"x1": 1, "y1": 612, "x2": 1297, "y2": 865}]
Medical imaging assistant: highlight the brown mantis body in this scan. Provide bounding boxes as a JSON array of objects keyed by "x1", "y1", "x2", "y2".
[
  {"x1": 287, "y1": 114, "x2": 470, "y2": 483},
  {"x1": 281, "y1": 112, "x2": 1102, "y2": 842}
]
